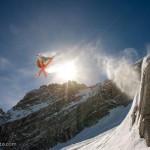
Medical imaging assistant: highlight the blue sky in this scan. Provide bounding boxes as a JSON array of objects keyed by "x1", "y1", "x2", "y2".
[{"x1": 0, "y1": 0, "x2": 150, "y2": 111}]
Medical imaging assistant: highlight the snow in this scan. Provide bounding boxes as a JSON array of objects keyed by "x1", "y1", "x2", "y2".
[
  {"x1": 5, "y1": 101, "x2": 50, "y2": 123},
  {"x1": 51, "y1": 103, "x2": 131, "y2": 150},
  {"x1": 59, "y1": 95, "x2": 149, "y2": 150},
  {"x1": 76, "y1": 86, "x2": 99, "y2": 102}
]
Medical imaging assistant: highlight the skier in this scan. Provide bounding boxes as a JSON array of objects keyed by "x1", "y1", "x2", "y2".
[{"x1": 35, "y1": 54, "x2": 55, "y2": 78}]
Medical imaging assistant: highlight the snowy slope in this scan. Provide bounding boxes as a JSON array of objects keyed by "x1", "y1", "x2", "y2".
[
  {"x1": 6, "y1": 101, "x2": 50, "y2": 122},
  {"x1": 62, "y1": 96, "x2": 149, "y2": 150},
  {"x1": 51, "y1": 104, "x2": 131, "y2": 150}
]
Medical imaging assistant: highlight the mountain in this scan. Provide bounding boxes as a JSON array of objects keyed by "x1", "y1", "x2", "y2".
[
  {"x1": 57, "y1": 55, "x2": 150, "y2": 150},
  {"x1": 0, "y1": 80, "x2": 130, "y2": 150},
  {"x1": 0, "y1": 108, "x2": 5, "y2": 124}
]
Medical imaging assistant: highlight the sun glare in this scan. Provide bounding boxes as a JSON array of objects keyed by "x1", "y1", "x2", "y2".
[
  {"x1": 58, "y1": 62, "x2": 77, "y2": 80},
  {"x1": 46, "y1": 61, "x2": 77, "y2": 81}
]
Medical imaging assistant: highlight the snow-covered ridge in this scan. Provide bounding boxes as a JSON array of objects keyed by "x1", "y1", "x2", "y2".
[
  {"x1": 6, "y1": 102, "x2": 49, "y2": 122},
  {"x1": 2, "y1": 85, "x2": 99, "y2": 124}
]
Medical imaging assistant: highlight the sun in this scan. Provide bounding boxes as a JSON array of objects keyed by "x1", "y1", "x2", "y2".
[
  {"x1": 46, "y1": 60, "x2": 78, "y2": 81},
  {"x1": 58, "y1": 61, "x2": 77, "y2": 81}
]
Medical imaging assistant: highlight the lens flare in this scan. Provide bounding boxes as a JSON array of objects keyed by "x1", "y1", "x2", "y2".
[
  {"x1": 46, "y1": 61, "x2": 77, "y2": 81},
  {"x1": 57, "y1": 62, "x2": 77, "y2": 80}
]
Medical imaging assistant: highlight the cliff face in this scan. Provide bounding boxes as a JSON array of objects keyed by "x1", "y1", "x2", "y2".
[
  {"x1": 137, "y1": 56, "x2": 150, "y2": 146},
  {"x1": 0, "y1": 108, "x2": 5, "y2": 124},
  {"x1": 131, "y1": 55, "x2": 150, "y2": 147},
  {"x1": 0, "y1": 80, "x2": 130, "y2": 150}
]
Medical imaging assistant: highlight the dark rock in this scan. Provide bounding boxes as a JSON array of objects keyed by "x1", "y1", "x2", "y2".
[{"x1": 0, "y1": 108, "x2": 5, "y2": 116}]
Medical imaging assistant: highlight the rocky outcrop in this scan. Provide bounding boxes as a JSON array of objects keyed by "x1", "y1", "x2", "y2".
[
  {"x1": 131, "y1": 55, "x2": 150, "y2": 147},
  {"x1": 0, "y1": 80, "x2": 130, "y2": 150},
  {"x1": 138, "y1": 56, "x2": 150, "y2": 146},
  {"x1": 0, "y1": 108, "x2": 5, "y2": 115},
  {"x1": 0, "y1": 108, "x2": 5, "y2": 124}
]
